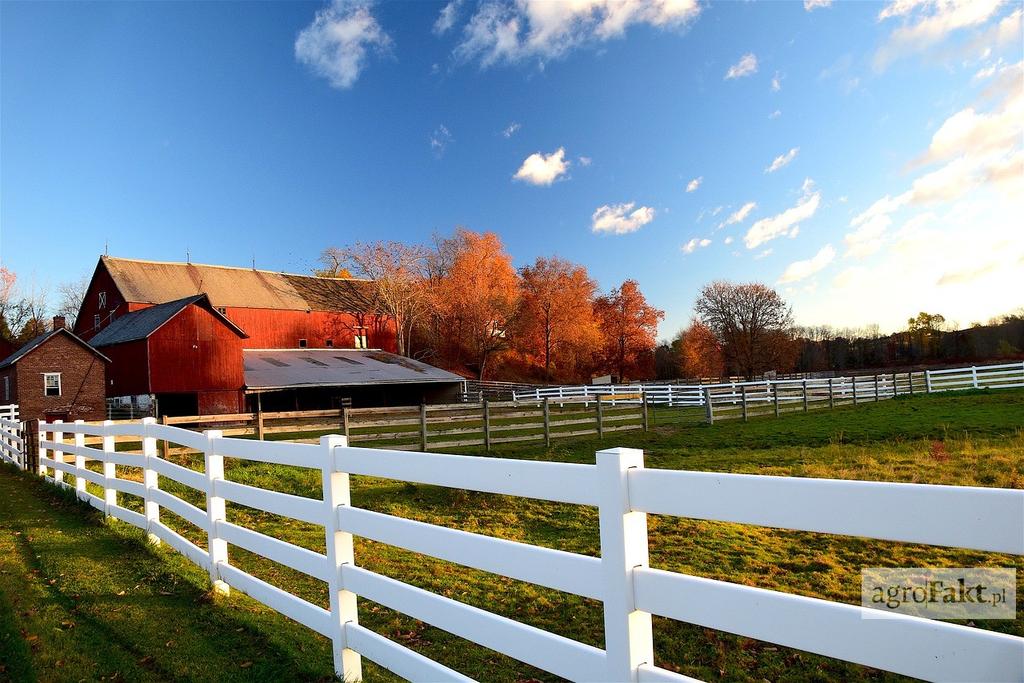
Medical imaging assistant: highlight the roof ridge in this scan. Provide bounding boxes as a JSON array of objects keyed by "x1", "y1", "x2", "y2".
[{"x1": 102, "y1": 255, "x2": 372, "y2": 282}]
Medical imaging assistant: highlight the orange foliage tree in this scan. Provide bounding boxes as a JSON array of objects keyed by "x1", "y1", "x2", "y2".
[
  {"x1": 594, "y1": 280, "x2": 663, "y2": 381},
  {"x1": 675, "y1": 319, "x2": 725, "y2": 379},
  {"x1": 515, "y1": 257, "x2": 600, "y2": 382},
  {"x1": 425, "y1": 229, "x2": 520, "y2": 379}
]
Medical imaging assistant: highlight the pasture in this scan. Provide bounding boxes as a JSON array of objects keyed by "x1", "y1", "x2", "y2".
[{"x1": 2, "y1": 389, "x2": 1022, "y2": 682}]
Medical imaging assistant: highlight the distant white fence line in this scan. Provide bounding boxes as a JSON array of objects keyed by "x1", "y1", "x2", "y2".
[
  {"x1": 0, "y1": 416, "x2": 1021, "y2": 682},
  {"x1": 516, "y1": 361, "x2": 1024, "y2": 417}
]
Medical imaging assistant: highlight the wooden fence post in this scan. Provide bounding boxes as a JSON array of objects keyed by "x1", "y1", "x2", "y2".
[
  {"x1": 773, "y1": 384, "x2": 780, "y2": 417},
  {"x1": 321, "y1": 435, "x2": 362, "y2": 682},
  {"x1": 640, "y1": 394, "x2": 649, "y2": 433},
  {"x1": 597, "y1": 447, "x2": 652, "y2": 682},
  {"x1": 853, "y1": 377, "x2": 858, "y2": 405},
  {"x1": 74, "y1": 420, "x2": 86, "y2": 501},
  {"x1": 160, "y1": 415, "x2": 171, "y2": 458},
  {"x1": 255, "y1": 408, "x2": 265, "y2": 441},
  {"x1": 873, "y1": 375, "x2": 879, "y2": 402},
  {"x1": 482, "y1": 401, "x2": 491, "y2": 453},
  {"x1": 596, "y1": 397, "x2": 604, "y2": 439},
  {"x1": 142, "y1": 417, "x2": 161, "y2": 545},
  {"x1": 891, "y1": 373, "x2": 897, "y2": 397},
  {"x1": 909, "y1": 372, "x2": 914, "y2": 396},
  {"x1": 543, "y1": 398, "x2": 551, "y2": 448},
  {"x1": 203, "y1": 429, "x2": 229, "y2": 595},
  {"x1": 828, "y1": 378, "x2": 835, "y2": 409},
  {"x1": 740, "y1": 385, "x2": 748, "y2": 422},
  {"x1": 704, "y1": 388, "x2": 714, "y2": 425},
  {"x1": 802, "y1": 380, "x2": 809, "y2": 412},
  {"x1": 102, "y1": 420, "x2": 117, "y2": 516},
  {"x1": 420, "y1": 404, "x2": 428, "y2": 452}
]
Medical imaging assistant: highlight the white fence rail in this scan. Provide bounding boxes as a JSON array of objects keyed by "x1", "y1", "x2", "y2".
[
  {"x1": 516, "y1": 361, "x2": 1024, "y2": 416},
  {"x1": 0, "y1": 404, "x2": 22, "y2": 469},
  {"x1": 0, "y1": 416, "x2": 1021, "y2": 682}
]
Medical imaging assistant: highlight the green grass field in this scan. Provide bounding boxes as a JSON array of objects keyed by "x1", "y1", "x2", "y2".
[{"x1": 2, "y1": 389, "x2": 1022, "y2": 682}]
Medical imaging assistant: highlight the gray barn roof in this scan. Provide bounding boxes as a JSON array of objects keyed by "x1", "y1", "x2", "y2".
[
  {"x1": 0, "y1": 328, "x2": 110, "y2": 369},
  {"x1": 243, "y1": 349, "x2": 463, "y2": 391},
  {"x1": 89, "y1": 294, "x2": 247, "y2": 347}
]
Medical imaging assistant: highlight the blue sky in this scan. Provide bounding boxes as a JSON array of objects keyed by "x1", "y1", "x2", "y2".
[{"x1": 2, "y1": 0, "x2": 1021, "y2": 338}]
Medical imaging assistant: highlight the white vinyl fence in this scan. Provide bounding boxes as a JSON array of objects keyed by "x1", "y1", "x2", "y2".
[
  {"x1": 516, "y1": 361, "x2": 1024, "y2": 415},
  {"x1": 0, "y1": 416, "x2": 1021, "y2": 682},
  {"x1": 0, "y1": 404, "x2": 22, "y2": 469}
]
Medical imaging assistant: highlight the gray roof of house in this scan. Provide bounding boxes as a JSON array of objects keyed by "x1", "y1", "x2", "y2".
[
  {"x1": 89, "y1": 294, "x2": 246, "y2": 348},
  {"x1": 0, "y1": 328, "x2": 110, "y2": 369},
  {"x1": 243, "y1": 349, "x2": 464, "y2": 391}
]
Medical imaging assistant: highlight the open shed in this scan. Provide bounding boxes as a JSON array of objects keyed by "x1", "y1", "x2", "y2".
[{"x1": 243, "y1": 349, "x2": 464, "y2": 411}]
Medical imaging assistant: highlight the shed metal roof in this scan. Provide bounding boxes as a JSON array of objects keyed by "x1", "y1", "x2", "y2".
[
  {"x1": 0, "y1": 328, "x2": 110, "y2": 369},
  {"x1": 101, "y1": 256, "x2": 378, "y2": 312},
  {"x1": 243, "y1": 349, "x2": 463, "y2": 391},
  {"x1": 89, "y1": 294, "x2": 247, "y2": 348}
]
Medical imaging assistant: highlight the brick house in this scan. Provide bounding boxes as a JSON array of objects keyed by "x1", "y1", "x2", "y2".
[{"x1": 0, "y1": 317, "x2": 110, "y2": 423}]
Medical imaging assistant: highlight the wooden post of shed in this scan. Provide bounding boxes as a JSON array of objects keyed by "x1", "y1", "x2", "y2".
[
  {"x1": 828, "y1": 378, "x2": 835, "y2": 409},
  {"x1": 596, "y1": 397, "x2": 604, "y2": 439},
  {"x1": 704, "y1": 388, "x2": 714, "y2": 425},
  {"x1": 419, "y1": 404, "x2": 428, "y2": 452},
  {"x1": 773, "y1": 384, "x2": 780, "y2": 417},
  {"x1": 483, "y1": 401, "x2": 491, "y2": 452},
  {"x1": 740, "y1": 385, "x2": 748, "y2": 422},
  {"x1": 542, "y1": 398, "x2": 551, "y2": 448},
  {"x1": 160, "y1": 415, "x2": 170, "y2": 459},
  {"x1": 641, "y1": 393, "x2": 649, "y2": 432}
]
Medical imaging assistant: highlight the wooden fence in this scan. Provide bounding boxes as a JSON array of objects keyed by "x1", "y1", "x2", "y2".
[
  {"x1": 105, "y1": 396, "x2": 648, "y2": 454},
  {"x1": 0, "y1": 417, "x2": 1020, "y2": 682}
]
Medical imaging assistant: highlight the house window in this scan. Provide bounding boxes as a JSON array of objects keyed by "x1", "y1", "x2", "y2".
[
  {"x1": 325, "y1": 339, "x2": 334, "y2": 348},
  {"x1": 43, "y1": 373, "x2": 61, "y2": 397},
  {"x1": 98, "y1": 291, "x2": 107, "y2": 309},
  {"x1": 93, "y1": 314, "x2": 101, "y2": 330},
  {"x1": 298, "y1": 339, "x2": 308, "y2": 348}
]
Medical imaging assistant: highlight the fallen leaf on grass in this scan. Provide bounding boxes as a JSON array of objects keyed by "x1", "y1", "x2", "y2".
[{"x1": 240, "y1": 661, "x2": 253, "y2": 669}]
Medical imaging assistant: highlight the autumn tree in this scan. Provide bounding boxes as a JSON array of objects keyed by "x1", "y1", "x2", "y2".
[
  {"x1": 594, "y1": 280, "x2": 663, "y2": 381},
  {"x1": 0, "y1": 268, "x2": 50, "y2": 344},
  {"x1": 694, "y1": 281, "x2": 794, "y2": 379},
  {"x1": 424, "y1": 229, "x2": 520, "y2": 379},
  {"x1": 55, "y1": 275, "x2": 90, "y2": 329},
  {"x1": 319, "y1": 242, "x2": 428, "y2": 357},
  {"x1": 516, "y1": 257, "x2": 600, "y2": 381},
  {"x1": 676, "y1": 319, "x2": 725, "y2": 379}
]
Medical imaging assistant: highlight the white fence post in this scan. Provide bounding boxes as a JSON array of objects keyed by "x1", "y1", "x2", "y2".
[
  {"x1": 203, "y1": 429, "x2": 230, "y2": 595},
  {"x1": 141, "y1": 416, "x2": 161, "y2": 545},
  {"x1": 597, "y1": 447, "x2": 652, "y2": 682},
  {"x1": 102, "y1": 420, "x2": 117, "y2": 516},
  {"x1": 322, "y1": 435, "x2": 362, "y2": 682},
  {"x1": 925, "y1": 369, "x2": 933, "y2": 393},
  {"x1": 971, "y1": 366, "x2": 979, "y2": 388},
  {"x1": 74, "y1": 420, "x2": 87, "y2": 501},
  {"x1": 52, "y1": 419, "x2": 65, "y2": 486},
  {"x1": 38, "y1": 421, "x2": 47, "y2": 477}
]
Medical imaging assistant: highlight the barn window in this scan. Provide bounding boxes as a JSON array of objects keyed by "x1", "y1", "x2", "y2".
[
  {"x1": 93, "y1": 314, "x2": 101, "y2": 330},
  {"x1": 298, "y1": 339, "x2": 308, "y2": 348},
  {"x1": 325, "y1": 339, "x2": 334, "y2": 348},
  {"x1": 43, "y1": 373, "x2": 61, "y2": 397},
  {"x1": 217, "y1": 307, "x2": 226, "y2": 315},
  {"x1": 98, "y1": 291, "x2": 107, "y2": 309}
]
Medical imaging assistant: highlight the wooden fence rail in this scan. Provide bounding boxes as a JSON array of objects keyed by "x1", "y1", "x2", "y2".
[{"x1": 0, "y1": 417, "x2": 1020, "y2": 682}]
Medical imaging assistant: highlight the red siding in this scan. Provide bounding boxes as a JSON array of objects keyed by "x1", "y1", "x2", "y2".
[
  {"x1": 74, "y1": 261, "x2": 127, "y2": 340},
  {"x1": 147, "y1": 305, "x2": 245, "y2": 394},
  {"x1": 220, "y1": 308, "x2": 396, "y2": 351},
  {"x1": 101, "y1": 339, "x2": 151, "y2": 397}
]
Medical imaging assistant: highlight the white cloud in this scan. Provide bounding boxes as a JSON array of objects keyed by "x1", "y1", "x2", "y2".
[
  {"x1": 771, "y1": 72, "x2": 782, "y2": 91},
  {"x1": 681, "y1": 237, "x2": 712, "y2": 254},
  {"x1": 452, "y1": 0, "x2": 700, "y2": 67},
  {"x1": 769, "y1": 109, "x2": 782, "y2": 119},
  {"x1": 875, "y1": 0, "x2": 1006, "y2": 68},
  {"x1": 725, "y1": 53, "x2": 758, "y2": 79},
  {"x1": 592, "y1": 202, "x2": 655, "y2": 234},
  {"x1": 922, "y1": 88, "x2": 1023, "y2": 164},
  {"x1": 765, "y1": 147, "x2": 800, "y2": 173},
  {"x1": 720, "y1": 201, "x2": 757, "y2": 228},
  {"x1": 430, "y1": 124, "x2": 453, "y2": 156},
  {"x1": 578, "y1": 156, "x2": 592, "y2": 166},
  {"x1": 686, "y1": 176, "x2": 702, "y2": 192},
  {"x1": 754, "y1": 248, "x2": 774, "y2": 260},
  {"x1": 779, "y1": 245, "x2": 835, "y2": 284},
  {"x1": 744, "y1": 180, "x2": 821, "y2": 249},
  {"x1": 502, "y1": 121, "x2": 521, "y2": 138},
  {"x1": 434, "y1": 0, "x2": 463, "y2": 35},
  {"x1": 724, "y1": 236, "x2": 734, "y2": 245},
  {"x1": 513, "y1": 147, "x2": 570, "y2": 185},
  {"x1": 295, "y1": 0, "x2": 392, "y2": 90},
  {"x1": 804, "y1": 0, "x2": 833, "y2": 10}
]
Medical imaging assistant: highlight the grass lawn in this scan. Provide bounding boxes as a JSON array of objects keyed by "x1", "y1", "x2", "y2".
[{"x1": 2, "y1": 389, "x2": 1022, "y2": 682}]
